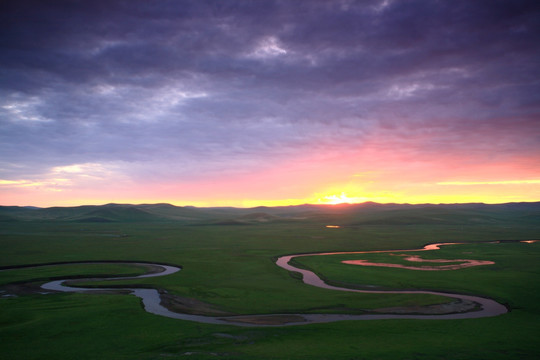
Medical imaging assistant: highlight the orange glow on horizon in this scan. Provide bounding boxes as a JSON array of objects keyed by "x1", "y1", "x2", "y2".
[
  {"x1": 2, "y1": 183, "x2": 539, "y2": 208},
  {"x1": 1, "y1": 146, "x2": 539, "y2": 207},
  {"x1": 317, "y1": 192, "x2": 367, "y2": 205}
]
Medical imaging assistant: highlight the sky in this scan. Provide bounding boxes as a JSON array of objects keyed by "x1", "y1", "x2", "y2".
[{"x1": 1, "y1": 0, "x2": 540, "y2": 207}]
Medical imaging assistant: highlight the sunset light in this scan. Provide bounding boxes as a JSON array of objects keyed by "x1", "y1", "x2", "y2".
[
  {"x1": 319, "y1": 193, "x2": 367, "y2": 205},
  {"x1": 0, "y1": 1, "x2": 539, "y2": 208},
  {"x1": 2, "y1": 3, "x2": 540, "y2": 360}
]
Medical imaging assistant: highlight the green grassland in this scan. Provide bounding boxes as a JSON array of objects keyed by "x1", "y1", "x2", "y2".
[
  {"x1": 295, "y1": 242, "x2": 540, "y2": 311},
  {"x1": 0, "y1": 203, "x2": 539, "y2": 359}
]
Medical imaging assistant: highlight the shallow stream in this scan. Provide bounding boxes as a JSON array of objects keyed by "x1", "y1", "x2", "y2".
[{"x1": 35, "y1": 242, "x2": 515, "y2": 326}]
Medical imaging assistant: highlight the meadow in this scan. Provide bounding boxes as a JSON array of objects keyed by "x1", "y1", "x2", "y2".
[{"x1": 0, "y1": 203, "x2": 539, "y2": 359}]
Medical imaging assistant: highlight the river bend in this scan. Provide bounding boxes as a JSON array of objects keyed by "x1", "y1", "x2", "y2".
[{"x1": 35, "y1": 242, "x2": 511, "y2": 326}]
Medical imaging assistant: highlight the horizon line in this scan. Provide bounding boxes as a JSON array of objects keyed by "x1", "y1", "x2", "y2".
[{"x1": 3, "y1": 199, "x2": 540, "y2": 209}]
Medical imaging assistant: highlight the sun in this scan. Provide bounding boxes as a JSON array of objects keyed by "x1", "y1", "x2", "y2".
[{"x1": 319, "y1": 192, "x2": 365, "y2": 205}]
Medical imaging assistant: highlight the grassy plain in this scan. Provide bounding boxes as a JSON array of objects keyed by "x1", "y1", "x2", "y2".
[{"x1": 1, "y1": 204, "x2": 539, "y2": 359}]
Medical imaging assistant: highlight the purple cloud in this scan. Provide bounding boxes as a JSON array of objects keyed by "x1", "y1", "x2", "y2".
[{"x1": 0, "y1": 0, "x2": 539, "y2": 186}]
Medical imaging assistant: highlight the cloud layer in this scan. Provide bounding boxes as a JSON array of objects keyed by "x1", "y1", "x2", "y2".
[{"x1": 1, "y1": 0, "x2": 539, "y2": 205}]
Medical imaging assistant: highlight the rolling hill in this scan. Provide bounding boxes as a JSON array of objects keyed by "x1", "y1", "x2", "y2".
[{"x1": 0, "y1": 202, "x2": 539, "y2": 226}]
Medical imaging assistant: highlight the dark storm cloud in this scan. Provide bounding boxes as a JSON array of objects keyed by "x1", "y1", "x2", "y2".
[{"x1": 1, "y1": 0, "x2": 539, "y2": 181}]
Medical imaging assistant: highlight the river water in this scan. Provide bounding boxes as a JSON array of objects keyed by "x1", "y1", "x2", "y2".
[{"x1": 38, "y1": 242, "x2": 515, "y2": 326}]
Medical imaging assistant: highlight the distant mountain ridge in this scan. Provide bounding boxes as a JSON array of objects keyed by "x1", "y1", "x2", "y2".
[{"x1": 1, "y1": 201, "x2": 539, "y2": 226}]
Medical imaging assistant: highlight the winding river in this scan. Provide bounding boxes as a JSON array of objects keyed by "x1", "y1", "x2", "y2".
[{"x1": 26, "y1": 242, "x2": 524, "y2": 326}]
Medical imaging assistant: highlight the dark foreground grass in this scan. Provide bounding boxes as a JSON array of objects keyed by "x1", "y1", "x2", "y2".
[
  {"x1": 1, "y1": 294, "x2": 538, "y2": 360},
  {"x1": 1, "y1": 220, "x2": 539, "y2": 359}
]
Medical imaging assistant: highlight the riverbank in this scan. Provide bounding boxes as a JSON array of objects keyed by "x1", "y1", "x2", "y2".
[{"x1": 7, "y1": 241, "x2": 510, "y2": 326}]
